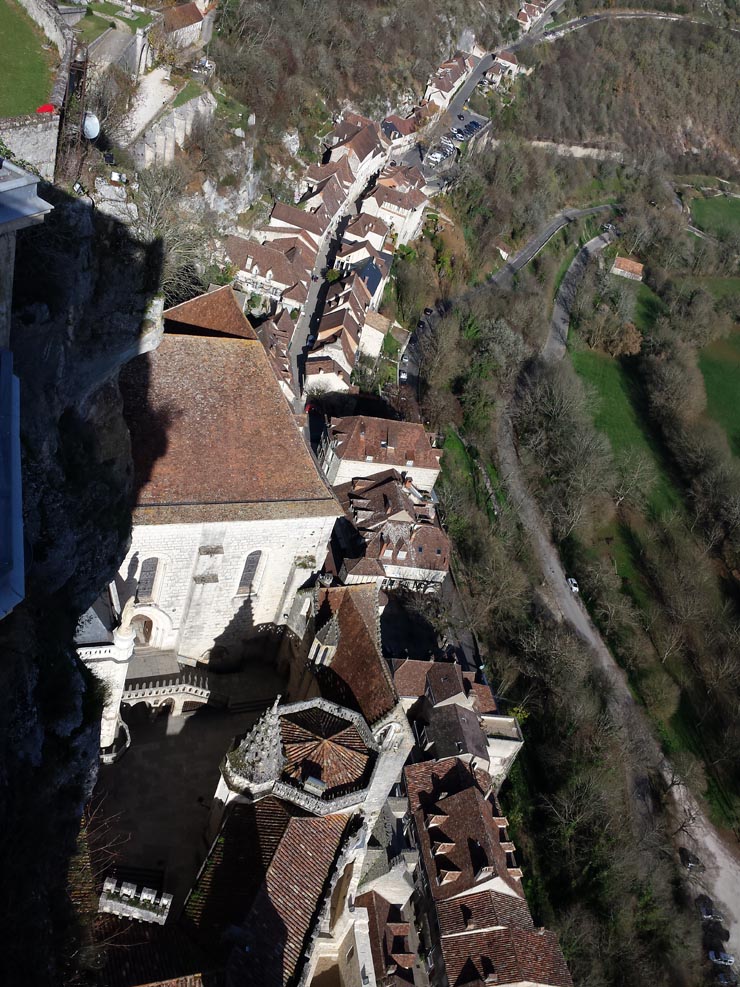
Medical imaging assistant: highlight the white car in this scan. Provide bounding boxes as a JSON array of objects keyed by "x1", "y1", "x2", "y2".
[
  {"x1": 399, "y1": 370, "x2": 408, "y2": 381},
  {"x1": 709, "y1": 952, "x2": 736, "y2": 967},
  {"x1": 567, "y1": 577, "x2": 579, "y2": 594}
]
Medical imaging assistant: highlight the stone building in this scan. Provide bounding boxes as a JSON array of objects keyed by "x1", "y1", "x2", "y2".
[
  {"x1": 76, "y1": 287, "x2": 342, "y2": 752},
  {"x1": 319, "y1": 416, "x2": 441, "y2": 492}
]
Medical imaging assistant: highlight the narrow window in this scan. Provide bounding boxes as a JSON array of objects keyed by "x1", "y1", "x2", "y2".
[
  {"x1": 237, "y1": 551, "x2": 262, "y2": 595},
  {"x1": 137, "y1": 558, "x2": 159, "y2": 603}
]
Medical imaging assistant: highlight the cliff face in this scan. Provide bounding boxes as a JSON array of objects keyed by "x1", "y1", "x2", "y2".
[{"x1": 0, "y1": 189, "x2": 162, "y2": 986}]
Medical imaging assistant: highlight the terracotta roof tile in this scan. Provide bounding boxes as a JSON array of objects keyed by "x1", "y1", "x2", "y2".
[
  {"x1": 313, "y1": 584, "x2": 397, "y2": 724},
  {"x1": 355, "y1": 890, "x2": 415, "y2": 986},
  {"x1": 437, "y1": 888, "x2": 535, "y2": 937},
  {"x1": 164, "y1": 286, "x2": 256, "y2": 339},
  {"x1": 280, "y1": 706, "x2": 374, "y2": 795},
  {"x1": 440, "y1": 927, "x2": 573, "y2": 987},
  {"x1": 327, "y1": 416, "x2": 440, "y2": 478},
  {"x1": 163, "y1": 2, "x2": 202, "y2": 32},
  {"x1": 120, "y1": 332, "x2": 340, "y2": 523}
]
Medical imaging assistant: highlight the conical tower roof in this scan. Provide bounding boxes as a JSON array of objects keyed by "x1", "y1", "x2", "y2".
[{"x1": 224, "y1": 696, "x2": 285, "y2": 793}]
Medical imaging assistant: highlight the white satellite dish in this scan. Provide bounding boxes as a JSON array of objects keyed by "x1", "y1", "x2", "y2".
[{"x1": 82, "y1": 111, "x2": 100, "y2": 140}]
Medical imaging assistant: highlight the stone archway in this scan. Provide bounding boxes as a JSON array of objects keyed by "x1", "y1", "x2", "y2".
[{"x1": 132, "y1": 614, "x2": 154, "y2": 645}]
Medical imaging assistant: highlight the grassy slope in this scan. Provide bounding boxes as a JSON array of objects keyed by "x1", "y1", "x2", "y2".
[
  {"x1": 0, "y1": 0, "x2": 54, "y2": 117},
  {"x1": 571, "y1": 349, "x2": 680, "y2": 516},
  {"x1": 74, "y1": 11, "x2": 113, "y2": 45},
  {"x1": 699, "y1": 329, "x2": 740, "y2": 457},
  {"x1": 691, "y1": 196, "x2": 740, "y2": 236}
]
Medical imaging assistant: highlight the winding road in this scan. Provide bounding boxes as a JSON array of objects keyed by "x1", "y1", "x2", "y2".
[{"x1": 489, "y1": 224, "x2": 740, "y2": 946}]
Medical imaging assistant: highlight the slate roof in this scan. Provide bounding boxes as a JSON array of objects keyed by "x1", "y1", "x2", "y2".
[
  {"x1": 163, "y1": 2, "x2": 202, "y2": 32},
  {"x1": 313, "y1": 584, "x2": 398, "y2": 724},
  {"x1": 327, "y1": 416, "x2": 441, "y2": 477},
  {"x1": 425, "y1": 703, "x2": 489, "y2": 761},
  {"x1": 163, "y1": 286, "x2": 256, "y2": 340},
  {"x1": 120, "y1": 332, "x2": 341, "y2": 524}
]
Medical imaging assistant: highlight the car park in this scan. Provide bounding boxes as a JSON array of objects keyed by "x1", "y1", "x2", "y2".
[
  {"x1": 715, "y1": 972, "x2": 739, "y2": 986},
  {"x1": 709, "y1": 952, "x2": 736, "y2": 967},
  {"x1": 468, "y1": 120, "x2": 482, "y2": 131}
]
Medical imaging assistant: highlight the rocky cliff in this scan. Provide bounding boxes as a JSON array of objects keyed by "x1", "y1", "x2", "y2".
[{"x1": 0, "y1": 187, "x2": 162, "y2": 986}]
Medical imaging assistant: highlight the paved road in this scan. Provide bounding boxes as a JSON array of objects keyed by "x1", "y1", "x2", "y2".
[
  {"x1": 512, "y1": 7, "x2": 740, "y2": 50},
  {"x1": 491, "y1": 225, "x2": 740, "y2": 947},
  {"x1": 542, "y1": 229, "x2": 614, "y2": 361},
  {"x1": 469, "y1": 203, "x2": 611, "y2": 294}
]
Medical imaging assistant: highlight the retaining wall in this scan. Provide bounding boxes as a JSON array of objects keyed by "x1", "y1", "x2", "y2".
[{"x1": 0, "y1": 115, "x2": 61, "y2": 181}]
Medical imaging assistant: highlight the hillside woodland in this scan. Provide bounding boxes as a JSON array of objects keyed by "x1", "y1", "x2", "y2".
[
  {"x1": 211, "y1": 0, "x2": 514, "y2": 137},
  {"x1": 505, "y1": 22, "x2": 740, "y2": 173}
]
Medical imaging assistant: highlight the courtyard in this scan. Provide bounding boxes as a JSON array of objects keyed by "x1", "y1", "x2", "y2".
[{"x1": 94, "y1": 659, "x2": 284, "y2": 911}]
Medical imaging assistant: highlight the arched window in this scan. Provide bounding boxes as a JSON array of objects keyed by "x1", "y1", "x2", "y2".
[
  {"x1": 137, "y1": 557, "x2": 159, "y2": 603},
  {"x1": 237, "y1": 551, "x2": 262, "y2": 596}
]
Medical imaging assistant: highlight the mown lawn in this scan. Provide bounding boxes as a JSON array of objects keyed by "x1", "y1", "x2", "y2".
[
  {"x1": 0, "y1": 0, "x2": 55, "y2": 117},
  {"x1": 572, "y1": 349, "x2": 681, "y2": 516},
  {"x1": 89, "y1": 1, "x2": 152, "y2": 28},
  {"x1": 691, "y1": 195, "x2": 740, "y2": 236},
  {"x1": 699, "y1": 329, "x2": 740, "y2": 457},
  {"x1": 74, "y1": 10, "x2": 113, "y2": 44},
  {"x1": 691, "y1": 276, "x2": 740, "y2": 301},
  {"x1": 634, "y1": 282, "x2": 667, "y2": 332}
]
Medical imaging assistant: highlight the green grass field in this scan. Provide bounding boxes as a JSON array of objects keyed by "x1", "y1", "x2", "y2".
[
  {"x1": 699, "y1": 329, "x2": 740, "y2": 457},
  {"x1": 74, "y1": 10, "x2": 113, "y2": 44},
  {"x1": 691, "y1": 276, "x2": 740, "y2": 301},
  {"x1": 0, "y1": 0, "x2": 55, "y2": 117},
  {"x1": 173, "y1": 79, "x2": 203, "y2": 109},
  {"x1": 572, "y1": 349, "x2": 681, "y2": 515},
  {"x1": 691, "y1": 196, "x2": 740, "y2": 236},
  {"x1": 633, "y1": 282, "x2": 666, "y2": 333}
]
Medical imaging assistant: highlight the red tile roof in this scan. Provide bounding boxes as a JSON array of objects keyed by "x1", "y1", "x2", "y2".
[
  {"x1": 280, "y1": 706, "x2": 373, "y2": 795},
  {"x1": 437, "y1": 888, "x2": 535, "y2": 937},
  {"x1": 403, "y1": 758, "x2": 523, "y2": 901},
  {"x1": 327, "y1": 416, "x2": 441, "y2": 477},
  {"x1": 356, "y1": 890, "x2": 415, "y2": 986},
  {"x1": 164, "y1": 286, "x2": 256, "y2": 339},
  {"x1": 612, "y1": 256, "x2": 645, "y2": 278},
  {"x1": 440, "y1": 927, "x2": 573, "y2": 987},
  {"x1": 227, "y1": 812, "x2": 351, "y2": 986},
  {"x1": 120, "y1": 333, "x2": 341, "y2": 524},
  {"x1": 313, "y1": 584, "x2": 397, "y2": 724},
  {"x1": 163, "y1": 2, "x2": 202, "y2": 32},
  {"x1": 271, "y1": 201, "x2": 328, "y2": 239}
]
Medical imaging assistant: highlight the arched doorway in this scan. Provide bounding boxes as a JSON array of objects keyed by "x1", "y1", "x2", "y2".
[{"x1": 132, "y1": 614, "x2": 154, "y2": 645}]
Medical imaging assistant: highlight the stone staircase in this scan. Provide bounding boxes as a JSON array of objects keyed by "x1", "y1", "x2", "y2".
[{"x1": 131, "y1": 91, "x2": 217, "y2": 169}]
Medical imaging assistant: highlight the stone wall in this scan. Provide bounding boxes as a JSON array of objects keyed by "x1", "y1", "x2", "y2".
[
  {"x1": 15, "y1": 0, "x2": 70, "y2": 54},
  {"x1": 118, "y1": 512, "x2": 339, "y2": 662},
  {"x1": 0, "y1": 115, "x2": 61, "y2": 181}
]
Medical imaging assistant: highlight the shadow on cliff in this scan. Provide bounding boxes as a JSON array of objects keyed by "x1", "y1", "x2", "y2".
[{"x1": 0, "y1": 181, "x2": 170, "y2": 987}]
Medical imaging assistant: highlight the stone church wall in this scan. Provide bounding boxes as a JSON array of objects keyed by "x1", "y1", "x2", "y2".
[{"x1": 119, "y1": 513, "x2": 337, "y2": 662}]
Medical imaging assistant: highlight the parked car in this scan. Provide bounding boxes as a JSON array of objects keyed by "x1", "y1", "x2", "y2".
[
  {"x1": 469, "y1": 120, "x2": 482, "y2": 131},
  {"x1": 400, "y1": 370, "x2": 409, "y2": 381},
  {"x1": 679, "y1": 847, "x2": 704, "y2": 871},
  {"x1": 457, "y1": 113, "x2": 465, "y2": 120},
  {"x1": 697, "y1": 896, "x2": 725, "y2": 924},
  {"x1": 306, "y1": 334, "x2": 316, "y2": 347},
  {"x1": 401, "y1": 353, "x2": 409, "y2": 363},
  {"x1": 417, "y1": 320, "x2": 426, "y2": 329},
  {"x1": 424, "y1": 307, "x2": 434, "y2": 315},
  {"x1": 709, "y1": 952, "x2": 736, "y2": 967},
  {"x1": 451, "y1": 128, "x2": 465, "y2": 139},
  {"x1": 567, "y1": 577, "x2": 580, "y2": 594}
]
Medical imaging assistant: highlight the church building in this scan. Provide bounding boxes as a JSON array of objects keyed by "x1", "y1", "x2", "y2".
[{"x1": 77, "y1": 287, "x2": 342, "y2": 753}]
